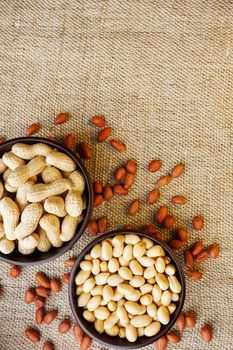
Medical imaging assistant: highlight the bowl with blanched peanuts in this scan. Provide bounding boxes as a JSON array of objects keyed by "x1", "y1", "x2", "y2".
[
  {"x1": 69, "y1": 230, "x2": 185, "y2": 348},
  {"x1": 0, "y1": 137, "x2": 93, "y2": 265}
]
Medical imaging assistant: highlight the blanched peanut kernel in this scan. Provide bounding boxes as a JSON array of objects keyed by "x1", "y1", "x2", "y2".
[{"x1": 75, "y1": 235, "x2": 182, "y2": 342}]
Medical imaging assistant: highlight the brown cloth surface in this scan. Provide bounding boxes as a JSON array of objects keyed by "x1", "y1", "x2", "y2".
[{"x1": 0, "y1": 1, "x2": 233, "y2": 349}]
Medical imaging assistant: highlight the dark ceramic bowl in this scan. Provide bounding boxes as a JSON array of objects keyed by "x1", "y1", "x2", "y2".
[
  {"x1": 69, "y1": 230, "x2": 186, "y2": 349},
  {"x1": 0, "y1": 137, "x2": 93, "y2": 266}
]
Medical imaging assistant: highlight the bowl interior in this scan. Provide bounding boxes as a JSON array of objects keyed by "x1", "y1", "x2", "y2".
[
  {"x1": 69, "y1": 230, "x2": 186, "y2": 349},
  {"x1": 0, "y1": 137, "x2": 93, "y2": 265}
]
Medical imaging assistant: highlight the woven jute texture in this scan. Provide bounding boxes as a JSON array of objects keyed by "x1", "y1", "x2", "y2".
[{"x1": 0, "y1": 1, "x2": 233, "y2": 349}]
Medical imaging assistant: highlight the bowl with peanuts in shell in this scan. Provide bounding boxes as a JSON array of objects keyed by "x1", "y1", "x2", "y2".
[
  {"x1": 69, "y1": 230, "x2": 185, "y2": 349},
  {"x1": 0, "y1": 137, "x2": 93, "y2": 265}
]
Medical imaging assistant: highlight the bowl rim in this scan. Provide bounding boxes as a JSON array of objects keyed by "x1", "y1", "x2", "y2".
[
  {"x1": 69, "y1": 230, "x2": 186, "y2": 349},
  {"x1": 0, "y1": 136, "x2": 94, "y2": 266}
]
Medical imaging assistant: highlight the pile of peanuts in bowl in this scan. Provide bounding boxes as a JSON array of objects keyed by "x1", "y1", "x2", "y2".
[
  {"x1": 0, "y1": 142, "x2": 86, "y2": 255},
  {"x1": 75, "y1": 234, "x2": 182, "y2": 342}
]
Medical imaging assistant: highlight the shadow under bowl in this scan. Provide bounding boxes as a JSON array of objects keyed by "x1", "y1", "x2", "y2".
[
  {"x1": 69, "y1": 230, "x2": 186, "y2": 349},
  {"x1": 0, "y1": 136, "x2": 94, "y2": 266}
]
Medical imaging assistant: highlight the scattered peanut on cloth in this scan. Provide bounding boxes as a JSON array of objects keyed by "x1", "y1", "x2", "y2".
[
  {"x1": 0, "y1": 143, "x2": 86, "y2": 255},
  {"x1": 75, "y1": 234, "x2": 182, "y2": 342}
]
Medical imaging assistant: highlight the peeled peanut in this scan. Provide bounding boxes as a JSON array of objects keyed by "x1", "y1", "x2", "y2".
[
  {"x1": 116, "y1": 306, "x2": 129, "y2": 327},
  {"x1": 108, "y1": 258, "x2": 119, "y2": 273},
  {"x1": 140, "y1": 294, "x2": 153, "y2": 306},
  {"x1": 125, "y1": 234, "x2": 140, "y2": 245},
  {"x1": 119, "y1": 256, "x2": 130, "y2": 267},
  {"x1": 83, "y1": 310, "x2": 95, "y2": 322},
  {"x1": 108, "y1": 301, "x2": 117, "y2": 312},
  {"x1": 164, "y1": 256, "x2": 171, "y2": 264},
  {"x1": 84, "y1": 254, "x2": 92, "y2": 260},
  {"x1": 91, "y1": 244, "x2": 101, "y2": 259},
  {"x1": 90, "y1": 285, "x2": 103, "y2": 296},
  {"x1": 156, "y1": 273, "x2": 169, "y2": 290},
  {"x1": 103, "y1": 285, "x2": 114, "y2": 302},
  {"x1": 101, "y1": 241, "x2": 112, "y2": 261},
  {"x1": 147, "y1": 245, "x2": 165, "y2": 258},
  {"x1": 125, "y1": 290, "x2": 141, "y2": 302},
  {"x1": 140, "y1": 284, "x2": 153, "y2": 295},
  {"x1": 125, "y1": 324, "x2": 137, "y2": 342},
  {"x1": 152, "y1": 285, "x2": 162, "y2": 302},
  {"x1": 129, "y1": 260, "x2": 143, "y2": 275},
  {"x1": 92, "y1": 259, "x2": 100, "y2": 275},
  {"x1": 108, "y1": 274, "x2": 124, "y2": 287},
  {"x1": 130, "y1": 315, "x2": 152, "y2": 328},
  {"x1": 100, "y1": 261, "x2": 108, "y2": 272},
  {"x1": 112, "y1": 290, "x2": 124, "y2": 302},
  {"x1": 130, "y1": 276, "x2": 145, "y2": 288},
  {"x1": 137, "y1": 256, "x2": 155, "y2": 267},
  {"x1": 161, "y1": 290, "x2": 172, "y2": 306},
  {"x1": 168, "y1": 303, "x2": 176, "y2": 314},
  {"x1": 101, "y1": 298, "x2": 108, "y2": 306},
  {"x1": 104, "y1": 312, "x2": 119, "y2": 330},
  {"x1": 147, "y1": 303, "x2": 157, "y2": 318},
  {"x1": 137, "y1": 327, "x2": 145, "y2": 337},
  {"x1": 142, "y1": 237, "x2": 153, "y2": 249},
  {"x1": 80, "y1": 260, "x2": 92, "y2": 271},
  {"x1": 118, "y1": 267, "x2": 132, "y2": 280},
  {"x1": 155, "y1": 257, "x2": 166, "y2": 273},
  {"x1": 112, "y1": 235, "x2": 125, "y2": 246},
  {"x1": 133, "y1": 241, "x2": 146, "y2": 258},
  {"x1": 75, "y1": 270, "x2": 91, "y2": 285},
  {"x1": 95, "y1": 273, "x2": 110, "y2": 285},
  {"x1": 145, "y1": 321, "x2": 161, "y2": 337},
  {"x1": 94, "y1": 319, "x2": 104, "y2": 334},
  {"x1": 147, "y1": 277, "x2": 156, "y2": 284},
  {"x1": 123, "y1": 244, "x2": 133, "y2": 261},
  {"x1": 124, "y1": 302, "x2": 141, "y2": 315},
  {"x1": 144, "y1": 265, "x2": 156, "y2": 279},
  {"x1": 78, "y1": 292, "x2": 91, "y2": 307},
  {"x1": 87, "y1": 295, "x2": 102, "y2": 312},
  {"x1": 76, "y1": 285, "x2": 83, "y2": 295},
  {"x1": 105, "y1": 325, "x2": 119, "y2": 336},
  {"x1": 165, "y1": 264, "x2": 176, "y2": 275},
  {"x1": 83, "y1": 278, "x2": 95, "y2": 293},
  {"x1": 113, "y1": 245, "x2": 124, "y2": 258},
  {"x1": 168, "y1": 276, "x2": 182, "y2": 293},
  {"x1": 171, "y1": 293, "x2": 179, "y2": 301},
  {"x1": 119, "y1": 327, "x2": 126, "y2": 338},
  {"x1": 94, "y1": 307, "x2": 110, "y2": 320},
  {"x1": 157, "y1": 306, "x2": 170, "y2": 325},
  {"x1": 118, "y1": 284, "x2": 134, "y2": 295}
]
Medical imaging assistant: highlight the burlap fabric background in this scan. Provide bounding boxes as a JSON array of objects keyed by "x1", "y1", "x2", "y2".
[{"x1": 0, "y1": 1, "x2": 233, "y2": 349}]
